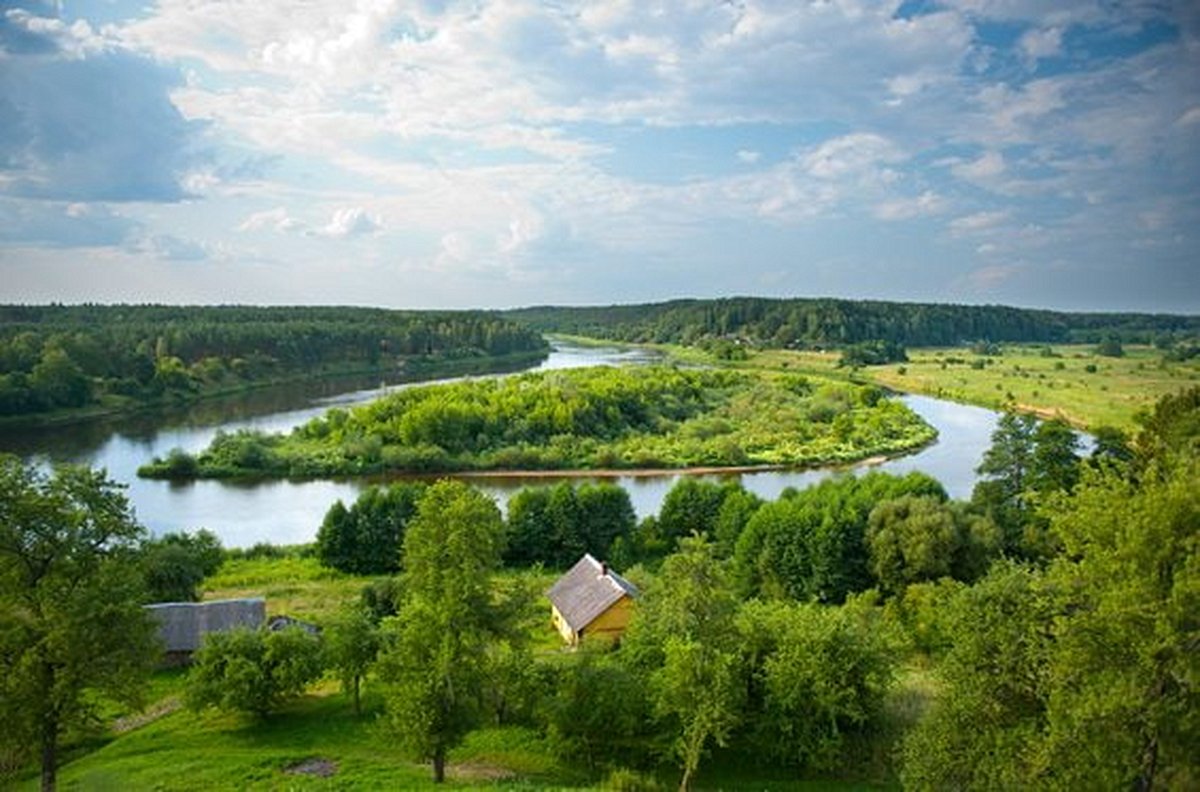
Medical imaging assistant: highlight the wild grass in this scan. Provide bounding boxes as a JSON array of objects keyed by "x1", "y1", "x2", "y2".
[{"x1": 640, "y1": 340, "x2": 1198, "y2": 432}]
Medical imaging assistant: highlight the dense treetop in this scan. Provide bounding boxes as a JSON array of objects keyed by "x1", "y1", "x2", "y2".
[
  {"x1": 0, "y1": 304, "x2": 547, "y2": 418},
  {"x1": 505, "y1": 297, "x2": 1200, "y2": 349}
]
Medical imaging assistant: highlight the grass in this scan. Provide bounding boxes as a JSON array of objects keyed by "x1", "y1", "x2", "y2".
[
  {"x1": 203, "y1": 555, "x2": 366, "y2": 623},
  {"x1": 863, "y1": 344, "x2": 1199, "y2": 431},
  {"x1": 625, "y1": 340, "x2": 1198, "y2": 432}
]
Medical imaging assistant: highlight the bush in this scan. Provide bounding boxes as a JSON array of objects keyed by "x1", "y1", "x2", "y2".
[
  {"x1": 185, "y1": 626, "x2": 324, "y2": 718},
  {"x1": 141, "y1": 529, "x2": 224, "y2": 602}
]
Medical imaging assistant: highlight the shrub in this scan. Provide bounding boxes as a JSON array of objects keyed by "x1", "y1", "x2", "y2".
[{"x1": 185, "y1": 626, "x2": 324, "y2": 718}]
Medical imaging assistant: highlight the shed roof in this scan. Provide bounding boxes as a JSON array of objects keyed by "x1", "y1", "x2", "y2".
[
  {"x1": 546, "y1": 554, "x2": 639, "y2": 634},
  {"x1": 145, "y1": 597, "x2": 266, "y2": 652}
]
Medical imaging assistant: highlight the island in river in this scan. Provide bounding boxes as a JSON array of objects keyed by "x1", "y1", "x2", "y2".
[{"x1": 139, "y1": 365, "x2": 936, "y2": 480}]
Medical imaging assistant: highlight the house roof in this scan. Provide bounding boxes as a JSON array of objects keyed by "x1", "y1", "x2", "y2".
[{"x1": 546, "y1": 554, "x2": 639, "y2": 634}]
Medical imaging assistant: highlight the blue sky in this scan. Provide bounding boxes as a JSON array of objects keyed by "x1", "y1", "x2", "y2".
[{"x1": 1, "y1": 0, "x2": 1197, "y2": 312}]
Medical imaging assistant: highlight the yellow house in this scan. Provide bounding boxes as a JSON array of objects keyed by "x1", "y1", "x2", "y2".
[{"x1": 547, "y1": 554, "x2": 639, "y2": 646}]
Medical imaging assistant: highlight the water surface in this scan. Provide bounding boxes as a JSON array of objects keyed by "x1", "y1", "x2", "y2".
[{"x1": 1, "y1": 344, "x2": 1004, "y2": 547}]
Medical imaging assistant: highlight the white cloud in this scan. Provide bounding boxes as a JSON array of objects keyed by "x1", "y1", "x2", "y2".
[
  {"x1": 952, "y1": 150, "x2": 1006, "y2": 183},
  {"x1": 875, "y1": 191, "x2": 946, "y2": 221},
  {"x1": 949, "y1": 210, "x2": 1010, "y2": 233},
  {"x1": 736, "y1": 149, "x2": 761, "y2": 164},
  {"x1": 1019, "y1": 27, "x2": 1063, "y2": 64},
  {"x1": 802, "y1": 134, "x2": 906, "y2": 181},
  {"x1": 318, "y1": 206, "x2": 380, "y2": 238},
  {"x1": 238, "y1": 207, "x2": 303, "y2": 233}
]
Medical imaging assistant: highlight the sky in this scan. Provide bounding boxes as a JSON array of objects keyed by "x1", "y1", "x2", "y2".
[{"x1": 0, "y1": 1, "x2": 1197, "y2": 313}]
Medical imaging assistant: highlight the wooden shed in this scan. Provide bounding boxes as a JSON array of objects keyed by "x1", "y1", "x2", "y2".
[{"x1": 546, "y1": 554, "x2": 639, "y2": 646}]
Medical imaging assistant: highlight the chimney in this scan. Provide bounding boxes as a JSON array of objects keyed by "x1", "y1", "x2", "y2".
[{"x1": 600, "y1": 561, "x2": 608, "y2": 577}]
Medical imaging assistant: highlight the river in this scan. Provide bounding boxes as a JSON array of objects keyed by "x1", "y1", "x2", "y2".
[{"x1": 0, "y1": 343, "x2": 1003, "y2": 548}]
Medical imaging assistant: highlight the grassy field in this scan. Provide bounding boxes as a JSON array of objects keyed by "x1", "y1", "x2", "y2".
[
  {"x1": 27, "y1": 555, "x2": 900, "y2": 791},
  {"x1": 861, "y1": 344, "x2": 1198, "y2": 431},
  {"x1": 616, "y1": 338, "x2": 1198, "y2": 432}
]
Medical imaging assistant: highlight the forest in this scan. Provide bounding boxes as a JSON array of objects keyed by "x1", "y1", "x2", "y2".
[
  {"x1": 0, "y1": 305, "x2": 548, "y2": 419},
  {"x1": 138, "y1": 366, "x2": 937, "y2": 479},
  {"x1": 505, "y1": 296, "x2": 1200, "y2": 349},
  {"x1": 2, "y1": 386, "x2": 1196, "y2": 790}
]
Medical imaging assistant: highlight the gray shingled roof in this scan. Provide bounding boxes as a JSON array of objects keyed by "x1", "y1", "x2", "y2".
[{"x1": 546, "y1": 554, "x2": 639, "y2": 634}]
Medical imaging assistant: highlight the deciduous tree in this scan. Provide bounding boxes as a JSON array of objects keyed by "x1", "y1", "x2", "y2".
[
  {"x1": 378, "y1": 480, "x2": 506, "y2": 783},
  {"x1": 0, "y1": 456, "x2": 158, "y2": 792}
]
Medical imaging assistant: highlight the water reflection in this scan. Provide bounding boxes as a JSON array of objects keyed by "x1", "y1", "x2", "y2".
[{"x1": 1, "y1": 343, "x2": 1012, "y2": 548}]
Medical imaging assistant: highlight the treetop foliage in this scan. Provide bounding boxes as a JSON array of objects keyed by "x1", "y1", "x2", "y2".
[
  {"x1": 505, "y1": 296, "x2": 1200, "y2": 349},
  {"x1": 0, "y1": 304, "x2": 547, "y2": 417}
]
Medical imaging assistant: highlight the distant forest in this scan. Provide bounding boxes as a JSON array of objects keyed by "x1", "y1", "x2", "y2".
[
  {"x1": 505, "y1": 297, "x2": 1200, "y2": 349},
  {"x1": 0, "y1": 305, "x2": 547, "y2": 418}
]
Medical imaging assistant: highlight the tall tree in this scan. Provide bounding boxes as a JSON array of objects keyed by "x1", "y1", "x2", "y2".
[
  {"x1": 0, "y1": 456, "x2": 158, "y2": 792},
  {"x1": 972, "y1": 412, "x2": 1038, "y2": 550},
  {"x1": 378, "y1": 481, "x2": 506, "y2": 783},
  {"x1": 624, "y1": 535, "x2": 744, "y2": 791}
]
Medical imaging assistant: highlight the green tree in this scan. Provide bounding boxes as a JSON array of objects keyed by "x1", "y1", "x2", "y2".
[
  {"x1": 316, "y1": 483, "x2": 425, "y2": 575},
  {"x1": 1029, "y1": 419, "x2": 1081, "y2": 494},
  {"x1": 658, "y1": 479, "x2": 736, "y2": 544},
  {"x1": 900, "y1": 562, "x2": 1055, "y2": 790},
  {"x1": 141, "y1": 529, "x2": 224, "y2": 602},
  {"x1": 378, "y1": 480, "x2": 506, "y2": 783},
  {"x1": 576, "y1": 482, "x2": 636, "y2": 560},
  {"x1": 866, "y1": 496, "x2": 1000, "y2": 594},
  {"x1": 1039, "y1": 459, "x2": 1199, "y2": 789},
  {"x1": 624, "y1": 535, "x2": 743, "y2": 791},
  {"x1": 734, "y1": 472, "x2": 945, "y2": 602},
  {"x1": 903, "y1": 453, "x2": 1200, "y2": 789},
  {"x1": 738, "y1": 599, "x2": 894, "y2": 771},
  {"x1": 0, "y1": 456, "x2": 158, "y2": 792},
  {"x1": 972, "y1": 412, "x2": 1038, "y2": 551},
  {"x1": 545, "y1": 646, "x2": 650, "y2": 770},
  {"x1": 185, "y1": 626, "x2": 324, "y2": 718},
  {"x1": 29, "y1": 347, "x2": 90, "y2": 409},
  {"x1": 324, "y1": 604, "x2": 382, "y2": 716},
  {"x1": 1096, "y1": 334, "x2": 1124, "y2": 357}
]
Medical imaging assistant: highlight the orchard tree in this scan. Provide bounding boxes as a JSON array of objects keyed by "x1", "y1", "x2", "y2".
[
  {"x1": 0, "y1": 456, "x2": 159, "y2": 792},
  {"x1": 324, "y1": 604, "x2": 382, "y2": 716},
  {"x1": 185, "y1": 626, "x2": 324, "y2": 718},
  {"x1": 378, "y1": 480, "x2": 506, "y2": 782}
]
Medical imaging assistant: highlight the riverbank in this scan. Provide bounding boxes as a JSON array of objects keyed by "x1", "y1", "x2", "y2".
[{"x1": 0, "y1": 350, "x2": 548, "y2": 432}]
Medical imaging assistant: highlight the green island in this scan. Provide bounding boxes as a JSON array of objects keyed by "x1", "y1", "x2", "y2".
[{"x1": 139, "y1": 366, "x2": 937, "y2": 479}]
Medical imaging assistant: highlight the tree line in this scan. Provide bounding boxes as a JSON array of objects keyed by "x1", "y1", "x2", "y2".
[
  {"x1": 505, "y1": 296, "x2": 1200, "y2": 349},
  {"x1": 0, "y1": 304, "x2": 548, "y2": 418}
]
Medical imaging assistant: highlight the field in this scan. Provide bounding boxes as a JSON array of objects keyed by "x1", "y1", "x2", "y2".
[
  {"x1": 860, "y1": 344, "x2": 1198, "y2": 431},
  {"x1": 609, "y1": 337, "x2": 1198, "y2": 432},
  {"x1": 29, "y1": 556, "x2": 904, "y2": 791}
]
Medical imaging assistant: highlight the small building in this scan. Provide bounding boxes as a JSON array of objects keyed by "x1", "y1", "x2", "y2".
[
  {"x1": 267, "y1": 614, "x2": 321, "y2": 636},
  {"x1": 546, "y1": 554, "x2": 639, "y2": 646},
  {"x1": 145, "y1": 597, "x2": 265, "y2": 665}
]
